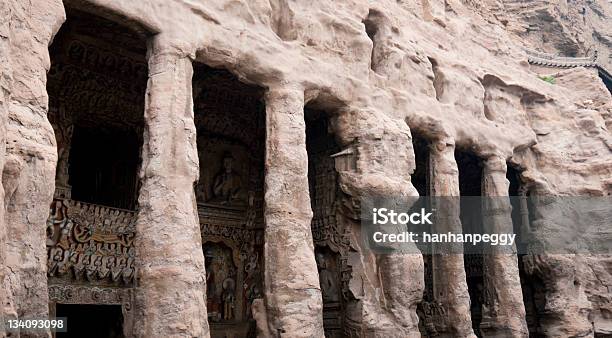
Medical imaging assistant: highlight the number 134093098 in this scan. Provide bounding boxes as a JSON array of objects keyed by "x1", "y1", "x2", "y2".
[{"x1": 4, "y1": 318, "x2": 67, "y2": 332}]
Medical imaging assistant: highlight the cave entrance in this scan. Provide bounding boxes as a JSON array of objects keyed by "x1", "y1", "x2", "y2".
[
  {"x1": 456, "y1": 149, "x2": 484, "y2": 336},
  {"x1": 305, "y1": 108, "x2": 348, "y2": 337},
  {"x1": 45, "y1": 7, "x2": 148, "y2": 337},
  {"x1": 47, "y1": 7, "x2": 148, "y2": 209},
  {"x1": 410, "y1": 134, "x2": 435, "y2": 336},
  {"x1": 507, "y1": 165, "x2": 545, "y2": 337},
  {"x1": 193, "y1": 64, "x2": 266, "y2": 338},
  {"x1": 56, "y1": 304, "x2": 124, "y2": 338}
]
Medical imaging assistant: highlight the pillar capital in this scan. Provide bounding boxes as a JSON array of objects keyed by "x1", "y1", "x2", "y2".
[
  {"x1": 484, "y1": 155, "x2": 508, "y2": 174},
  {"x1": 146, "y1": 34, "x2": 195, "y2": 66},
  {"x1": 429, "y1": 139, "x2": 459, "y2": 178},
  {"x1": 266, "y1": 83, "x2": 304, "y2": 97}
]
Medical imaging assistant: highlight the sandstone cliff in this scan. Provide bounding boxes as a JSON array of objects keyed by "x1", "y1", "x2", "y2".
[{"x1": 1, "y1": 0, "x2": 610, "y2": 337}]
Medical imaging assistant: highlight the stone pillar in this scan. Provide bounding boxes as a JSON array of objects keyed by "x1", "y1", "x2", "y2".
[
  {"x1": 0, "y1": 0, "x2": 9, "y2": 332},
  {"x1": 2, "y1": 2, "x2": 63, "y2": 337},
  {"x1": 331, "y1": 109, "x2": 422, "y2": 337},
  {"x1": 0, "y1": 112, "x2": 6, "y2": 338},
  {"x1": 134, "y1": 41, "x2": 209, "y2": 338},
  {"x1": 480, "y1": 156, "x2": 528, "y2": 337},
  {"x1": 428, "y1": 140, "x2": 476, "y2": 337},
  {"x1": 263, "y1": 86, "x2": 324, "y2": 338},
  {"x1": 518, "y1": 185, "x2": 531, "y2": 241}
]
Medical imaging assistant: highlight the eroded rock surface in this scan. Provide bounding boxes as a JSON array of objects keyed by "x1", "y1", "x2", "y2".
[{"x1": 1, "y1": 0, "x2": 610, "y2": 337}]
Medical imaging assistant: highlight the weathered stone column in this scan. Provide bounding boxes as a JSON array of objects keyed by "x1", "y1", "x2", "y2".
[
  {"x1": 332, "y1": 109, "x2": 422, "y2": 337},
  {"x1": 0, "y1": 116, "x2": 6, "y2": 338},
  {"x1": 0, "y1": 0, "x2": 9, "y2": 332},
  {"x1": 428, "y1": 140, "x2": 476, "y2": 338},
  {"x1": 2, "y1": 2, "x2": 63, "y2": 337},
  {"x1": 263, "y1": 86, "x2": 324, "y2": 338},
  {"x1": 480, "y1": 156, "x2": 528, "y2": 337},
  {"x1": 134, "y1": 40, "x2": 209, "y2": 338}
]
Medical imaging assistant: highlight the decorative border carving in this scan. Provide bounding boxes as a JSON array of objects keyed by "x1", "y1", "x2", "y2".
[{"x1": 48, "y1": 284, "x2": 131, "y2": 306}]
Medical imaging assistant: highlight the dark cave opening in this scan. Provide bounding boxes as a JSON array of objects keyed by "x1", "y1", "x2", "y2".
[
  {"x1": 47, "y1": 7, "x2": 148, "y2": 210},
  {"x1": 456, "y1": 149, "x2": 484, "y2": 336},
  {"x1": 305, "y1": 107, "x2": 345, "y2": 338},
  {"x1": 507, "y1": 164, "x2": 546, "y2": 337},
  {"x1": 411, "y1": 133, "x2": 433, "y2": 336},
  {"x1": 68, "y1": 125, "x2": 141, "y2": 210},
  {"x1": 56, "y1": 304, "x2": 124, "y2": 338}
]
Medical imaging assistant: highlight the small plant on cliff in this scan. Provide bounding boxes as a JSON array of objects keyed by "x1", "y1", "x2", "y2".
[{"x1": 538, "y1": 75, "x2": 556, "y2": 84}]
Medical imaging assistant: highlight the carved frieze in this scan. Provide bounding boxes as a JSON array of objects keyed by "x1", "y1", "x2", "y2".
[
  {"x1": 48, "y1": 284, "x2": 131, "y2": 306},
  {"x1": 47, "y1": 39, "x2": 146, "y2": 131},
  {"x1": 46, "y1": 198, "x2": 136, "y2": 285}
]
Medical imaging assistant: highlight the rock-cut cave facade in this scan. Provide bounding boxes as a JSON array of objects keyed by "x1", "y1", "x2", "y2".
[{"x1": 1, "y1": 0, "x2": 611, "y2": 337}]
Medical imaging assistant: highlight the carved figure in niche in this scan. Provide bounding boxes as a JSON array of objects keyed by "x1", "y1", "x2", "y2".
[
  {"x1": 245, "y1": 191, "x2": 258, "y2": 228},
  {"x1": 241, "y1": 243, "x2": 259, "y2": 278},
  {"x1": 241, "y1": 242, "x2": 262, "y2": 318},
  {"x1": 209, "y1": 152, "x2": 244, "y2": 205},
  {"x1": 245, "y1": 284, "x2": 262, "y2": 318},
  {"x1": 47, "y1": 200, "x2": 73, "y2": 249},
  {"x1": 316, "y1": 251, "x2": 339, "y2": 302},
  {"x1": 222, "y1": 277, "x2": 236, "y2": 320},
  {"x1": 51, "y1": 105, "x2": 74, "y2": 196},
  {"x1": 204, "y1": 242, "x2": 237, "y2": 322},
  {"x1": 205, "y1": 249, "x2": 220, "y2": 321}
]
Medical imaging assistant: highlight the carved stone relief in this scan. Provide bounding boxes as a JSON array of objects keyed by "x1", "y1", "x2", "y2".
[
  {"x1": 46, "y1": 198, "x2": 136, "y2": 285},
  {"x1": 196, "y1": 141, "x2": 250, "y2": 207},
  {"x1": 204, "y1": 242, "x2": 238, "y2": 322},
  {"x1": 306, "y1": 114, "x2": 354, "y2": 338},
  {"x1": 48, "y1": 284, "x2": 131, "y2": 306},
  {"x1": 193, "y1": 65, "x2": 266, "y2": 337},
  {"x1": 47, "y1": 10, "x2": 147, "y2": 206}
]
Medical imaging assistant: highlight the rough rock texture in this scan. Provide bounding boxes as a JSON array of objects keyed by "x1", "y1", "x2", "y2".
[
  {"x1": 2, "y1": 1, "x2": 64, "y2": 337},
  {"x1": 1, "y1": 0, "x2": 10, "y2": 334},
  {"x1": 467, "y1": 0, "x2": 612, "y2": 70},
  {"x1": 330, "y1": 108, "x2": 425, "y2": 336},
  {"x1": 481, "y1": 157, "x2": 527, "y2": 337},
  {"x1": 0, "y1": 0, "x2": 611, "y2": 337},
  {"x1": 263, "y1": 87, "x2": 324, "y2": 337},
  {"x1": 428, "y1": 140, "x2": 475, "y2": 337},
  {"x1": 133, "y1": 44, "x2": 209, "y2": 337}
]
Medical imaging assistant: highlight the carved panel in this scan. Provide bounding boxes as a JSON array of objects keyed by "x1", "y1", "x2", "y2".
[
  {"x1": 46, "y1": 198, "x2": 136, "y2": 285},
  {"x1": 308, "y1": 118, "x2": 350, "y2": 255},
  {"x1": 48, "y1": 30, "x2": 147, "y2": 131},
  {"x1": 204, "y1": 242, "x2": 239, "y2": 322},
  {"x1": 417, "y1": 301, "x2": 447, "y2": 336},
  {"x1": 306, "y1": 115, "x2": 354, "y2": 338},
  {"x1": 48, "y1": 284, "x2": 131, "y2": 306},
  {"x1": 193, "y1": 66, "x2": 265, "y2": 336}
]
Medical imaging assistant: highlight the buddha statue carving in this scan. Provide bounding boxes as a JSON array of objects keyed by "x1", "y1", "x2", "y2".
[{"x1": 208, "y1": 152, "x2": 245, "y2": 206}]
